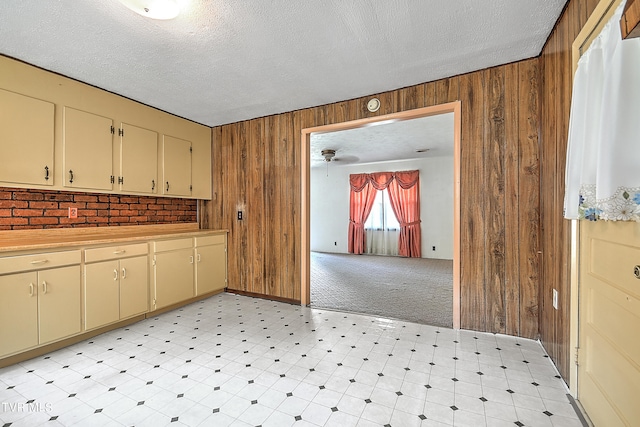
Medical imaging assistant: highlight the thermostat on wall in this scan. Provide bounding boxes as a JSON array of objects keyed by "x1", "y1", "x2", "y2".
[{"x1": 367, "y1": 98, "x2": 381, "y2": 112}]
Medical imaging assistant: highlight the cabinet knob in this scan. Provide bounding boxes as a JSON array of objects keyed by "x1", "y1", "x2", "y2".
[{"x1": 634, "y1": 265, "x2": 640, "y2": 280}]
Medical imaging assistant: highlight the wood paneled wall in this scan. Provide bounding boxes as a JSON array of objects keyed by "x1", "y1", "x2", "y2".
[
  {"x1": 202, "y1": 58, "x2": 541, "y2": 339},
  {"x1": 539, "y1": 0, "x2": 599, "y2": 381}
]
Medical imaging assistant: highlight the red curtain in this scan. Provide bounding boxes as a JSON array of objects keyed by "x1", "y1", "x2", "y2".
[
  {"x1": 386, "y1": 170, "x2": 421, "y2": 257},
  {"x1": 347, "y1": 174, "x2": 378, "y2": 254},
  {"x1": 347, "y1": 170, "x2": 421, "y2": 257}
]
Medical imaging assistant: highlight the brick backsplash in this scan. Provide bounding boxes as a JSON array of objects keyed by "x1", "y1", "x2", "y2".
[{"x1": 0, "y1": 187, "x2": 197, "y2": 230}]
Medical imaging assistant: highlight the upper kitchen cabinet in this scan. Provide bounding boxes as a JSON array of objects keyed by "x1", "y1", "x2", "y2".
[
  {"x1": 119, "y1": 123, "x2": 158, "y2": 194},
  {"x1": 162, "y1": 135, "x2": 192, "y2": 197},
  {"x1": 63, "y1": 107, "x2": 114, "y2": 191},
  {"x1": 0, "y1": 89, "x2": 55, "y2": 186},
  {"x1": 191, "y1": 135, "x2": 212, "y2": 199},
  {"x1": 0, "y1": 56, "x2": 212, "y2": 200}
]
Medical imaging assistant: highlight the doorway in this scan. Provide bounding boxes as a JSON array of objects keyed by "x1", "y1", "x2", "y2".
[{"x1": 300, "y1": 102, "x2": 461, "y2": 329}]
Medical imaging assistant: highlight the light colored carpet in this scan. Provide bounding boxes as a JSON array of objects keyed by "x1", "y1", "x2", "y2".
[{"x1": 310, "y1": 251, "x2": 453, "y2": 328}]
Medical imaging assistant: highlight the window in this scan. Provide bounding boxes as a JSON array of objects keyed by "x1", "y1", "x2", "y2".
[{"x1": 365, "y1": 190, "x2": 399, "y2": 231}]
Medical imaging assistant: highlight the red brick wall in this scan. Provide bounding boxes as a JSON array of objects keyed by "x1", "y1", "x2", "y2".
[{"x1": 0, "y1": 187, "x2": 197, "y2": 230}]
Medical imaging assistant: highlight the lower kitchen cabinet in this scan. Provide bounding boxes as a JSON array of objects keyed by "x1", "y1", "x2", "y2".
[
  {"x1": 84, "y1": 244, "x2": 148, "y2": 331},
  {"x1": 195, "y1": 234, "x2": 227, "y2": 295},
  {"x1": 0, "y1": 251, "x2": 81, "y2": 358},
  {"x1": 153, "y1": 238, "x2": 194, "y2": 310}
]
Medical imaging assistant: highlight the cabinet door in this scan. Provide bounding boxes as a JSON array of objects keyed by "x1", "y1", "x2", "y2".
[
  {"x1": 0, "y1": 89, "x2": 55, "y2": 186},
  {"x1": 120, "y1": 123, "x2": 158, "y2": 194},
  {"x1": 191, "y1": 136, "x2": 212, "y2": 200},
  {"x1": 120, "y1": 256, "x2": 148, "y2": 319},
  {"x1": 84, "y1": 260, "x2": 120, "y2": 330},
  {"x1": 162, "y1": 135, "x2": 192, "y2": 196},
  {"x1": 38, "y1": 266, "x2": 81, "y2": 344},
  {"x1": 195, "y1": 244, "x2": 226, "y2": 295},
  {"x1": 63, "y1": 106, "x2": 113, "y2": 190},
  {"x1": 0, "y1": 272, "x2": 38, "y2": 357},
  {"x1": 153, "y1": 248, "x2": 194, "y2": 310}
]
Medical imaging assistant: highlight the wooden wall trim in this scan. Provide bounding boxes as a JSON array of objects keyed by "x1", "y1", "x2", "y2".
[{"x1": 300, "y1": 102, "x2": 462, "y2": 330}]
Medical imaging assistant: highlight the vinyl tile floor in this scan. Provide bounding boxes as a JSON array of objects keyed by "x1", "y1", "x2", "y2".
[{"x1": 0, "y1": 293, "x2": 583, "y2": 427}]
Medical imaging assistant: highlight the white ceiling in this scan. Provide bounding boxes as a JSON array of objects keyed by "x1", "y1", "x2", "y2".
[
  {"x1": 310, "y1": 113, "x2": 454, "y2": 168},
  {"x1": 0, "y1": 0, "x2": 566, "y2": 128}
]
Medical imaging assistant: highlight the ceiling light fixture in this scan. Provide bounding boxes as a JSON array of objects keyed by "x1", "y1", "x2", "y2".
[
  {"x1": 118, "y1": 0, "x2": 181, "y2": 20},
  {"x1": 321, "y1": 149, "x2": 336, "y2": 162}
]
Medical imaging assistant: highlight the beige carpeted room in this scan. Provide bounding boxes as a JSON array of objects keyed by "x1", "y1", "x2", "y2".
[{"x1": 309, "y1": 113, "x2": 455, "y2": 328}]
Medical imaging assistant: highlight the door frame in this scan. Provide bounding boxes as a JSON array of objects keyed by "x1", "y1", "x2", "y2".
[{"x1": 299, "y1": 101, "x2": 462, "y2": 329}]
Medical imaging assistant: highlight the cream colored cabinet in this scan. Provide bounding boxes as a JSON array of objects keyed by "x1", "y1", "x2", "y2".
[
  {"x1": 119, "y1": 123, "x2": 158, "y2": 194},
  {"x1": 63, "y1": 106, "x2": 114, "y2": 191},
  {"x1": 191, "y1": 136, "x2": 212, "y2": 199},
  {"x1": 195, "y1": 234, "x2": 227, "y2": 295},
  {"x1": 152, "y1": 238, "x2": 194, "y2": 310},
  {"x1": 84, "y1": 243, "x2": 148, "y2": 331},
  {"x1": 0, "y1": 272, "x2": 38, "y2": 357},
  {"x1": 0, "y1": 89, "x2": 55, "y2": 186},
  {"x1": 162, "y1": 135, "x2": 192, "y2": 197},
  {"x1": 0, "y1": 251, "x2": 81, "y2": 358}
]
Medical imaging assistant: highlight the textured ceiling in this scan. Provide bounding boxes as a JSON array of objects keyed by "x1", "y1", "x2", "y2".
[
  {"x1": 0, "y1": 0, "x2": 566, "y2": 127},
  {"x1": 310, "y1": 113, "x2": 454, "y2": 168}
]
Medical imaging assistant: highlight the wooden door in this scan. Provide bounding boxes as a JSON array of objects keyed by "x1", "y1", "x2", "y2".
[
  {"x1": 153, "y1": 248, "x2": 194, "y2": 309},
  {"x1": 120, "y1": 123, "x2": 158, "y2": 194},
  {"x1": 0, "y1": 89, "x2": 55, "y2": 186},
  {"x1": 120, "y1": 255, "x2": 148, "y2": 319},
  {"x1": 63, "y1": 106, "x2": 113, "y2": 190},
  {"x1": 162, "y1": 135, "x2": 192, "y2": 196},
  {"x1": 84, "y1": 260, "x2": 120, "y2": 330},
  {"x1": 578, "y1": 221, "x2": 640, "y2": 426},
  {"x1": 0, "y1": 272, "x2": 38, "y2": 357},
  {"x1": 38, "y1": 266, "x2": 81, "y2": 344}
]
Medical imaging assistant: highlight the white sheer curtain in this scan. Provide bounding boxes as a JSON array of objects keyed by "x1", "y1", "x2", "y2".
[
  {"x1": 365, "y1": 229, "x2": 399, "y2": 255},
  {"x1": 564, "y1": 3, "x2": 640, "y2": 221},
  {"x1": 364, "y1": 189, "x2": 400, "y2": 256}
]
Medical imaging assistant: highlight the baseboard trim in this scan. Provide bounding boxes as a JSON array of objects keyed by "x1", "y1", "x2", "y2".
[{"x1": 226, "y1": 289, "x2": 300, "y2": 305}]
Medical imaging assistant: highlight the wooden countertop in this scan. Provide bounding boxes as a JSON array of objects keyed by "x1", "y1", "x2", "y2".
[{"x1": 0, "y1": 223, "x2": 228, "y2": 253}]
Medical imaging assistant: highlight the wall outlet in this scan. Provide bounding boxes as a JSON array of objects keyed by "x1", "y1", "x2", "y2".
[
  {"x1": 237, "y1": 211, "x2": 243, "y2": 220},
  {"x1": 68, "y1": 207, "x2": 78, "y2": 219},
  {"x1": 432, "y1": 246, "x2": 436, "y2": 251},
  {"x1": 334, "y1": 241, "x2": 337, "y2": 246},
  {"x1": 552, "y1": 289, "x2": 558, "y2": 310}
]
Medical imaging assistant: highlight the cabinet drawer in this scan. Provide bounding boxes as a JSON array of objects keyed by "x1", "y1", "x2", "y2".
[
  {"x1": 195, "y1": 234, "x2": 225, "y2": 247},
  {"x1": 85, "y1": 243, "x2": 148, "y2": 263},
  {"x1": 0, "y1": 250, "x2": 81, "y2": 275},
  {"x1": 153, "y1": 238, "x2": 193, "y2": 253}
]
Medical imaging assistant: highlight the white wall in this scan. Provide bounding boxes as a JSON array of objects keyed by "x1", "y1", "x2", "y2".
[{"x1": 310, "y1": 156, "x2": 454, "y2": 259}]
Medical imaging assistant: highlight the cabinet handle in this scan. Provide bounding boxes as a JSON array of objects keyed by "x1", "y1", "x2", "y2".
[
  {"x1": 114, "y1": 269, "x2": 118, "y2": 281},
  {"x1": 69, "y1": 169, "x2": 74, "y2": 184},
  {"x1": 44, "y1": 166, "x2": 49, "y2": 181},
  {"x1": 166, "y1": 181, "x2": 170, "y2": 192},
  {"x1": 634, "y1": 265, "x2": 640, "y2": 279},
  {"x1": 29, "y1": 283, "x2": 34, "y2": 297},
  {"x1": 42, "y1": 281, "x2": 47, "y2": 294},
  {"x1": 113, "y1": 250, "x2": 126, "y2": 255},
  {"x1": 197, "y1": 253, "x2": 201, "y2": 262},
  {"x1": 30, "y1": 259, "x2": 48, "y2": 265},
  {"x1": 152, "y1": 179, "x2": 155, "y2": 191},
  {"x1": 189, "y1": 256, "x2": 194, "y2": 264},
  {"x1": 122, "y1": 267, "x2": 126, "y2": 279}
]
